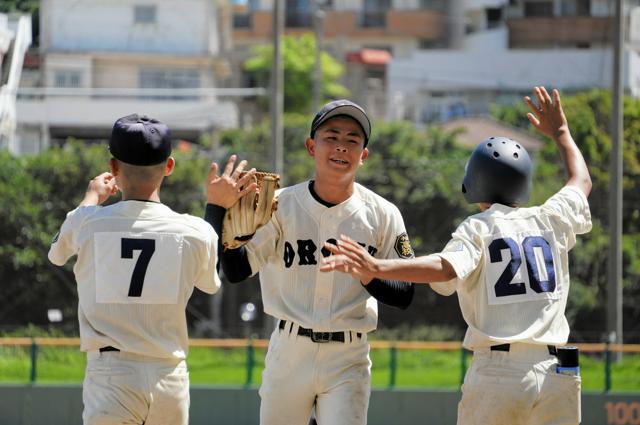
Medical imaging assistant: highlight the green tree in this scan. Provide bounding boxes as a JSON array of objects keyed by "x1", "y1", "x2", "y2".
[{"x1": 244, "y1": 33, "x2": 349, "y2": 113}]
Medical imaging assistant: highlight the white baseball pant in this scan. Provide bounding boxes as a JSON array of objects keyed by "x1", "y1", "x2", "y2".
[
  {"x1": 83, "y1": 350, "x2": 189, "y2": 425},
  {"x1": 458, "y1": 343, "x2": 581, "y2": 425},
  {"x1": 259, "y1": 321, "x2": 371, "y2": 425}
]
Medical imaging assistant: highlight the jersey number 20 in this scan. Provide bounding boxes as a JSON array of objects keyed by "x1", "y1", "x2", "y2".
[
  {"x1": 121, "y1": 238, "x2": 155, "y2": 297},
  {"x1": 489, "y1": 236, "x2": 556, "y2": 297}
]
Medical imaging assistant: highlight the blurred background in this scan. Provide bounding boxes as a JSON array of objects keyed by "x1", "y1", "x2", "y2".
[{"x1": 0, "y1": 0, "x2": 638, "y2": 348}]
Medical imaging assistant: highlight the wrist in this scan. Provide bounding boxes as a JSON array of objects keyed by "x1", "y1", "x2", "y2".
[
  {"x1": 554, "y1": 125, "x2": 571, "y2": 139},
  {"x1": 80, "y1": 191, "x2": 100, "y2": 206}
]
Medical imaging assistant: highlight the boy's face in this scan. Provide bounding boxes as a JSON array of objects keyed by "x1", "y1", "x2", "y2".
[{"x1": 306, "y1": 116, "x2": 369, "y2": 182}]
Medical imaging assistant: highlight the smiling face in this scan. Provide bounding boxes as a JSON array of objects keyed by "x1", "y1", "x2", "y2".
[{"x1": 306, "y1": 115, "x2": 369, "y2": 184}]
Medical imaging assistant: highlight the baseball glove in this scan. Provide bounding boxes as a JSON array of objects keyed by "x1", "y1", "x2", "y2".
[{"x1": 222, "y1": 171, "x2": 280, "y2": 250}]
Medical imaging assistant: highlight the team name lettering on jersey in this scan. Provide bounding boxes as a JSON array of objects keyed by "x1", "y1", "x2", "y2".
[{"x1": 283, "y1": 238, "x2": 378, "y2": 268}]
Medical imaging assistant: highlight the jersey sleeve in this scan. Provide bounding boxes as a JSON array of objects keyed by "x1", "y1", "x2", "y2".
[
  {"x1": 540, "y1": 186, "x2": 592, "y2": 250},
  {"x1": 48, "y1": 206, "x2": 98, "y2": 266},
  {"x1": 377, "y1": 204, "x2": 414, "y2": 260},
  {"x1": 194, "y1": 222, "x2": 222, "y2": 294},
  {"x1": 432, "y1": 219, "x2": 483, "y2": 295},
  {"x1": 245, "y1": 216, "x2": 280, "y2": 275}
]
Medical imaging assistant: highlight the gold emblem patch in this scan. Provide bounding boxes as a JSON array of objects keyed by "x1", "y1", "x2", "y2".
[{"x1": 394, "y1": 232, "x2": 414, "y2": 259}]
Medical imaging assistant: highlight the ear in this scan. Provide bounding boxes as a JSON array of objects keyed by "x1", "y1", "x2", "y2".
[
  {"x1": 305, "y1": 138, "x2": 315, "y2": 157},
  {"x1": 359, "y1": 147, "x2": 369, "y2": 164},
  {"x1": 109, "y1": 158, "x2": 119, "y2": 175},
  {"x1": 164, "y1": 157, "x2": 175, "y2": 176}
]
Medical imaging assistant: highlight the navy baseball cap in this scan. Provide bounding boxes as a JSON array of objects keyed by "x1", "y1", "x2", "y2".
[
  {"x1": 310, "y1": 99, "x2": 371, "y2": 145},
  {"x1": 109, "y1": 114, "x2": 172, "y2": 165}
]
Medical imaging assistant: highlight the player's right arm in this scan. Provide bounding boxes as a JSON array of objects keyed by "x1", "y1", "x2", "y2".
[
  {"x1": 524, "y1": 86, "x2": 592, "y2": 197},
  {"x1": 49, "y1": 172, "x2": 117, "y2": 265},
  {"x1": 321, "y1": 235, "x2": 457, "y2": 284}
]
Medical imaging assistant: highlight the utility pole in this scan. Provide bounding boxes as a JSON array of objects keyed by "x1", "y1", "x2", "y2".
[
  {"x1": 267, "y1": 0, "x2": 285, "y2": 337},
  {"x1": 271, "y1": 0, "x2": 284, "y2": 180},
  {"x1": 312, "y1": 1, "x2": 325, "y2": 113},
  {"x1": 608, "y1": 0, "x2": 624, "y2": 359}
]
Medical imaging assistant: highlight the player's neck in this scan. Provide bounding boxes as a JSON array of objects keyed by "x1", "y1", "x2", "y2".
[
  {"x1": 120, "y1": 186, "x2": 162, "y2": 203},
  {"x1": 312, "y1": 177, "x2": 354, "y2": 205}
]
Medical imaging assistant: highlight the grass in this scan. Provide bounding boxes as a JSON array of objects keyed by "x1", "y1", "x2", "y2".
[{"x1": 1, "y1": 345, "x2": 638, "y2": 392}]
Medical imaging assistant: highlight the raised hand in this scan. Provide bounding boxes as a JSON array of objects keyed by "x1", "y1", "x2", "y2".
[
  {"x1": 80, "y1": 172, "x2": 118, "y2": 206},
  {"x1": 206, "y1": 155, "x2": 257, "y2": 208},
  {"x1": 524, "y1": 86, "x2": 568, "y2": 139}
]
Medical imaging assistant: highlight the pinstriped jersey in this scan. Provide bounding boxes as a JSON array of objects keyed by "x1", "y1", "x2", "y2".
[
  {"x1": 48, "y1": 201, "x2": 221, "y2": 359},
  {"x1": 431, "y1": 186, "x2": 591, "y2": 349},
  {"x1": 246, "y1": 181, "x2": 413, "y2": 333}
]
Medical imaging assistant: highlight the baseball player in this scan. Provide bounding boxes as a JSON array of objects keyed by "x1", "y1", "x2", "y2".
[
  {"x1": 204, "y1": 99, "x2": 415, "y2": 425},
  {"x1": 48, "y1": 114, "x2": 225, "y2": 425},
  {"x1": 322, "y1": 87, "x2": 592, "y2": 425}
]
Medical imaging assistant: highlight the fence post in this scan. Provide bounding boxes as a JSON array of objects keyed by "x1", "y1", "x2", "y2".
[
  {"x1": 245, "y1": 340, "x2": 255, "y2": 388},
  {"x1": 604, "y1": 342, "x2": 612, "y2": 393},
  {"x1": 388, "y1": 345, "x2": 397, "y2": 389},
  {"x1": 30, "y1": 338, "x2": 38, "y2": 384},
  {"x1": 460, "y1": 347, "x2": 468, "y2": 386}
]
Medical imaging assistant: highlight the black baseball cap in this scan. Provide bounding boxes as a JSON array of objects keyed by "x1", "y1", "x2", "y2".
[
  {"x1": 310, "y1": 99, "x2": 371, "y2": 145},
  {"x1": 109, "y1": 114, "x2": 172, "y2": 166}
]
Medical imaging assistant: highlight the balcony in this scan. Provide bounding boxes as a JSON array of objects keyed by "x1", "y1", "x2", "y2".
[
  {"x1": 232, "y1": 9, "x2": 443, "y2": 41},
  {"x1": 507, "y1": 16, "x2": 612, "y2": 48}
]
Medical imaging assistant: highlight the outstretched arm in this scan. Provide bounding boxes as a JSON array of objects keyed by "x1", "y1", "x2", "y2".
[
  {"x1": 320, "y1": 235, "x2": 456, "y2": 284},
  {"x1": 524, "y1": 86, "x2": 592, "y2": 197}
]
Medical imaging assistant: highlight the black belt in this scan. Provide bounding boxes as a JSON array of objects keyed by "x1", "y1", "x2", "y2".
[
  {"x1": 99, "y1": 346, "x2": 120, "y2": 353},
  {"x1": 490, "y1": 343, "x2": 557, "y2": 356},
  {"x1": 278, "y1": 320, "x2": 361, "y2": 343}
]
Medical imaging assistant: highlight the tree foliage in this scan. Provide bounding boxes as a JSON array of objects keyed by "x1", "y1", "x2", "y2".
[{"x1": 244, "y1": 33, "x2": 349, "y2": 113}]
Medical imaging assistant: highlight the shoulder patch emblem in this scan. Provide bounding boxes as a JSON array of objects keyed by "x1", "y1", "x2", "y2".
[
  {"x1": 51, "y1": 232, "x2": 60, "y2": 244},
  {"x1": 394, "y1": 232, "x2": 414, "y2": 259}
]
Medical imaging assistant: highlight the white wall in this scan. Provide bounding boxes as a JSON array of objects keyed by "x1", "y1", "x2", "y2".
[
  {"x1": 387, "y1": 48, "x2": 634, "y2": 122},
  {"x1": 41, "y1": 0, "x2": 218, "y2": 55}
]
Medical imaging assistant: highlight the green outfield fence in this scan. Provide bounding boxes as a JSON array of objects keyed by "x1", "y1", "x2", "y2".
[{"x1": 1, "y1": 337, "x2": 639, "y2": 392}]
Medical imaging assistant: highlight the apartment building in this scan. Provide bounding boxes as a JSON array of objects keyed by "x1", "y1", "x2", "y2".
[
  {"x1": 0, "y1": 13, "x2": 32, "y2": 154},
  {"x1": 15, "y1": 0, "x2": 243, "y2": 155},
  {"x1": 388, "y1": 0, "x2": 640, "y2": 124},
  {"x1": 227, "y1": 0, "x2": 453, "y2": 117}
]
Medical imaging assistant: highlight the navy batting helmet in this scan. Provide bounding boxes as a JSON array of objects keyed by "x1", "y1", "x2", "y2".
[{"x1": 461, "y1": 136, "x2": 532, "y2": 205}]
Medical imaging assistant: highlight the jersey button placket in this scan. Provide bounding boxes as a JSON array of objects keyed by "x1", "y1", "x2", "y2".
[{"x1": 313, "y1": 212, "x2": 336, "y2": 329}]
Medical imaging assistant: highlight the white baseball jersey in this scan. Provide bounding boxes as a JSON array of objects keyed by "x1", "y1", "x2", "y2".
[
  {"x1": 48, "y1": 200, "x2": 221, "y2": 359},
  {"x1": 432, "y1": 186, "x2": 591, "y2": 349},
  {"x1": 246, "y1": 181, "x2": 413, "y2": 333}
]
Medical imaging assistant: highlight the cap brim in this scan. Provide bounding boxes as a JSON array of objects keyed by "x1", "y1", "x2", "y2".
[{"x1": 314, "y1": 105, "x2": 371, "y2": 141}]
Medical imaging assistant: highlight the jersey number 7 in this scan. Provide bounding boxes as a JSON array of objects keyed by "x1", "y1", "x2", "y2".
[
  {"x1": 489, "y1": 236, "x2": 556, "y2": 298},
  {"x1": 121, "y1": 238, "x2": 156, "y2": 297}
]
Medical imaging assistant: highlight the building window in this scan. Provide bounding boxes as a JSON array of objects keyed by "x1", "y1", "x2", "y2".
[
  {"x1": 134, "y1": 5, "x2": 157, "y2": 24},
  {"x1": 361, "y1": 0, "x2": 389, "y2": 28},
  {"x1": 487, "y1": 7, "x2": 502, "y2": 28},
  {"x1": 524, "y1": 1, "x2": 553, "y2": 17},
  {"x1": 233, "y1": 14, "x2": 252, "y2": 28},
  {"x1": 139, "y1": 68, "x2": 201, "y2": 99},
  {"x1": 286, "y1": 0, "x2": 312, "y2": 27},
  {"x1": 54, "y1": 70, "x2": 81, "y2": 88},
  {"x1": 419, "y1": 0, "x2": 445, "y2": 11},
  {"x1": 419, "y1": 38, "x2": 445, "y2": 49}
]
